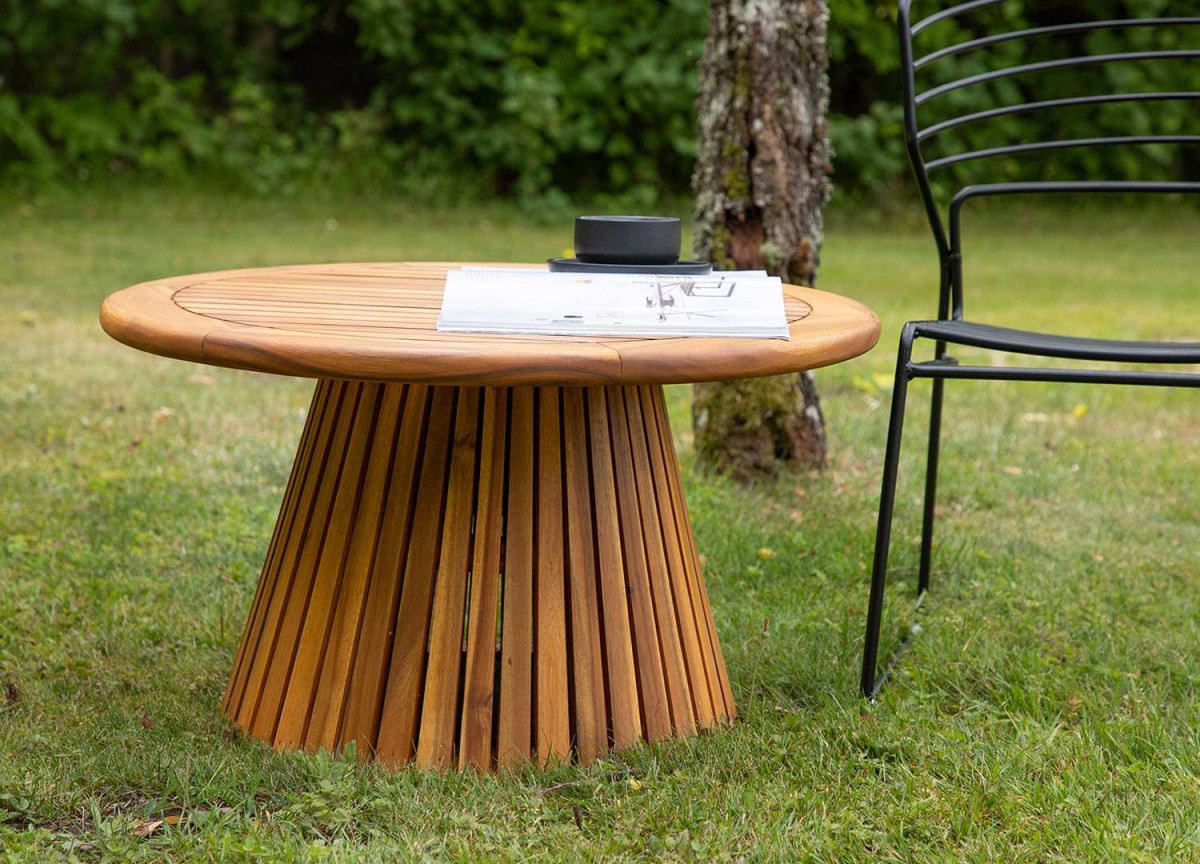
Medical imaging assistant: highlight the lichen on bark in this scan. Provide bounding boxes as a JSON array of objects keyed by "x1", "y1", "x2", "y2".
[{"x1": 691, "y1": 0, "x2": 833, "y2": 480}]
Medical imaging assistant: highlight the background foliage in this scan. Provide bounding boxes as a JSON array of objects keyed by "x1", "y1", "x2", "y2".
[{"x1": 2, "y1": 0, "x2": 1198, "y2": 200}]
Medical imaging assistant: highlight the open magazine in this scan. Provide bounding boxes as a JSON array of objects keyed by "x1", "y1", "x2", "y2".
[{"x1": 437, "y1": 267, "x2": 790, "y2": 339}]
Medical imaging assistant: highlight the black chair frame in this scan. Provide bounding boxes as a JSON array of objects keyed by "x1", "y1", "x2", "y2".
[{"x1": 861, "y1": 0, "x2": 1200, "y2": 698}]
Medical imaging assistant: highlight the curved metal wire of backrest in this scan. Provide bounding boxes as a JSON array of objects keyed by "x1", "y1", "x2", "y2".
[{"x1": 899, "y1": 0, "x2": 1200, "y2": 321}]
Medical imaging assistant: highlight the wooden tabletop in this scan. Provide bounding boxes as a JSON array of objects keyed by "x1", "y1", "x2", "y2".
[{"x1": 100, "y1": 262, "x2": 880, "y2": 386}]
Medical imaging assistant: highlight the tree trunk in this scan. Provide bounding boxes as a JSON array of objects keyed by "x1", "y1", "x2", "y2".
[{"x1": 691, "y1": 0, "x2": 833, "y2": 480}]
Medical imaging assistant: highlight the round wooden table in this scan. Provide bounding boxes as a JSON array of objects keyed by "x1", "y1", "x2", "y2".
[{"x1": 100, "y1": 262, "x2": 879, "y2": 772}]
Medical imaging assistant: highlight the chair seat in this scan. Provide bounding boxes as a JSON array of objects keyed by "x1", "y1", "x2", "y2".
[{"x1": 914, "y1": 319, "x2": 1200, "y2": 364}]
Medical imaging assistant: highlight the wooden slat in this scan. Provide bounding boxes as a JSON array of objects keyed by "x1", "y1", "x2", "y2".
[
  {"x1": 652, "y1": 388, "x2": 724, "y2": 720},
  {"x1": 223, "y1": 379, "x2": 330, "y2": 716},
  {"x1": 304, "y1": 383, "x2": 407, "y2": 751},
  {"x1": 534, "y1": 388, "x2": 571, "y2": 766},
  {"x1": 637, "y1": 385, "x2": 715, "y2": 727},
  {"x1": 274, "y1": 383, "x2": 382, "y2": 748},
  {"x1": 585, "y1": 388, "x2": 641, "y2": 750},
  {"x1": 652, "y1": 387, "x2": 735, "y2": 718},
  {"x1": 178, "y1": 283, "x2": 443, "y2": 295},
  {"x1": 415, "y1": 388, "x2": 482, "y2": 770},
  {"x1": 236, "y1": 380, "x2": 349, "y2": 730},
  {"x1": 201, "y1": 319, "x2": 602, "y2": 345},
  {"x1": 206, "y1": 275, "x2": 444, "y2": 289},
  {"x1": 250, "y1": 381, "x2": 365, "y2": 742},
  {"x1": 176, "y1": 305, "x2": 438, "y2": 319},
  {"x1": 623, "y1": 386, "x2": 695, "y2": 736},
  {"x1": 183, "y1": 281, "x2": 444, "y2": 293},
  {"x1": 200, "y1": 277, "x2": 443, "y2": 288},
  {"x1": 213, "y1": 326, "x2": 623, "y2": 346},
  {"x1": 180, "y1": 304, "x2": 436, "y2": 317},
  {"x1": 459, "y1": 389, "x2": 508, "y2": 770},
  {"x1": 179, "y1": 288, "x2": 443, "y2": 303},
  {"x1": 182, "y1": 316, "x2": 440, "y2": 331},
  {"x1": 497, "y1": 387, "x2": 534, "y2": 769},
  {"x1": 605, "y1": 386, "x2": 671, "y2": 742},
  {"x1": 339, "y1": 386, "x2": 431, "y2": 753},
  {"x1": 177, "y1": 305, "x2": 431, "y2": 318},
  {"x1": 374, "y1": 387, "x2": 457, "y2": 765},
  {"x1": 561, "y1": 388, "x2": 607, "y2": 763}
]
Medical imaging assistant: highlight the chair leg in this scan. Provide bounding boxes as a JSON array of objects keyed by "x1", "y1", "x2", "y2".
[
  {"x1": 918, "y1": 371, "x2": 945, "y2": 596},
  {"x1": 861, "y1": 327, "x2": 915, "y2": 699}
]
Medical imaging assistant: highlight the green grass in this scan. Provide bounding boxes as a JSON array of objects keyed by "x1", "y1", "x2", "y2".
[{"x1": 2, "y1": 186, "x2": 1200, "y2": 861}]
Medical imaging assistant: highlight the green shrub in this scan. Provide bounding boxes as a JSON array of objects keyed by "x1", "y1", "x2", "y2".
[
  {"x1": 1, "y1": 0, "x2": 1197, "y2": 199},
  {"x1": 350, "y1": 0, "x2": 707, "y2": 200}
]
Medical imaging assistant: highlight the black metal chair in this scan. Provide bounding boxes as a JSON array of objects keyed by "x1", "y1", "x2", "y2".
[{"x1": 861, "y1": 0, "x2": 1200, "y2": 698}]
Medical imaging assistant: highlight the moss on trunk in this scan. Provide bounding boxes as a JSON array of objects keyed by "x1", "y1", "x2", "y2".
[{"x1": 691, "y1": 0, "x2": 833, "y2": 479}]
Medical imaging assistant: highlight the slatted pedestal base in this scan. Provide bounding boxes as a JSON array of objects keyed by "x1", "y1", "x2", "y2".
[{"x1": 221, "y1": 379, "x2": 735, "y2": 771}]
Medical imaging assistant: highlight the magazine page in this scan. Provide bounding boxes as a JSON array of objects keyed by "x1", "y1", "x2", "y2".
[{"x1": 438, "y1": 267, "x2": 789, "y2": 339}]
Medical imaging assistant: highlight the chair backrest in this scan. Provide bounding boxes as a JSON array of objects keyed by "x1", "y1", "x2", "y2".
[{"x1": 899, "y1": 0, "x2": 1200, "y2": 320}]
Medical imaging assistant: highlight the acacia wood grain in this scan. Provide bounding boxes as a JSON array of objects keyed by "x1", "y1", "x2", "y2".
[
  {"x1": 534, "y1": 388, "x2": 571, "y2": 767},
  {"x1": 561, "y1": 388, "x2": 607, "y2": 764},
  {"x1": 108, "y1": 261, "x2": 879, "y2": 771},
  {"x1": 100, "y1": 262, "x2": 879, "y2": 385},
  {"x1": 497, "y1": 387, "x2": 535, "y2": 770},
  {"x1": 372, "y1": 388, "x2": 456, "y2": 765},
  {"x1": 606, "y1": 386, "x2": 671, "y2": 743},
  {"x1": 338, "y1": 385, "x2": 429, "y2": 752},
  {"x1": 225, "y1": 381, "x2": 736, "y2": 770}
]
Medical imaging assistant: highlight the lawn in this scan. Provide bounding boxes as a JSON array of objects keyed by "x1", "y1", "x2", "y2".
[{"x1": 2, "y1": 187, "x2": 1199, "y2": 862}]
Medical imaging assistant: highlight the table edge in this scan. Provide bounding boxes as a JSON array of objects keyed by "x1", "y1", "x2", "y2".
[{"x1": 100, "y1": 264, "x2": 881, "y2": 386}]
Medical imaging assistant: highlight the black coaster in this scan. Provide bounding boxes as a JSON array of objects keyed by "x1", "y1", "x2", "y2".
[{"x1": 547, "y1": 258, "x2": 713, "y2": 275}]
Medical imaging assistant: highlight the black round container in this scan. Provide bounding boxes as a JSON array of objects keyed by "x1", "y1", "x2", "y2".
[{"x1": 573, "y1": 216, "x2": 681, "y2": 266}]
